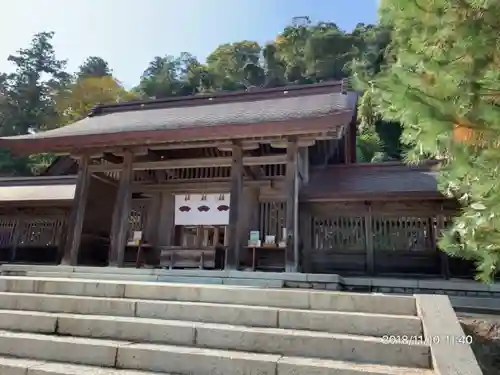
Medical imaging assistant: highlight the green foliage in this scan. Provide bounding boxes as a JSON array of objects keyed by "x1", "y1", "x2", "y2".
[
  {"x1": 78, "y1": 56, "x2": 112, "y2": 78},
  {"x1": 357, "y1": 128, "x2": 383, "y2": 162},
  {"x1": 357, "y1": 0, "x2": 500, "y2": 282},
  {"x1": 55, "y1": 76, "x2": 138, "y2": 124},
  {"x1": 0, "y1": 32, "x2": 70, "y2": 176}
]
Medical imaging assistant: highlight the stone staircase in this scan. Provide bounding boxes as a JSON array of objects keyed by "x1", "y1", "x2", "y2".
[{"x1": 0, "y1": 276, "x2": 482, "y2": 375}]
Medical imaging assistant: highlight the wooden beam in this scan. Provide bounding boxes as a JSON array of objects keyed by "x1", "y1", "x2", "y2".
[
  {"x1": 270, "y1": 139, "x2": 316, "y2": 148},
  {"x1": 102, "y1": 153, "x2": 123, "y2": 164},
  {"x1": 244, "y1": 166, "x2": 256, "y2": 180},
  {"x1": 285, "y1": 139, "x2": 299, "y2": 272},
  {"x1": 92, "y1": 173, "x2": 118, "y2": 187},
  {"x1": 218, "y1": 141, "x2": 260, "y2": 152},
  {"x1": 131, "y1": 179, "x2": 272, "y2": 193},
  {"x1": 61, "y1": 154, "x2": 91, "y2": 266},
  {"x1": 134, "y1": 181, "x2": 271, "y2": 194},
  {"x1": 88, "y1": 155, "x2": 287, "y2": 172},
  {"x1": 226, "y1": 142, "x2": 243, "y2": 270},
  {"x1": 62, "y1": 134, "x2": 337, "y2": 158},
  {"x1": 108, "y1": 150, "x2": 134, "y2": 267},
  {"x1": 243, "y1": 149, "x2": 265, "y2": 180}
]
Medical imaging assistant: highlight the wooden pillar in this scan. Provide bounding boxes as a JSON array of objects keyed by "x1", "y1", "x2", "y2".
[
  {"x1": 364, "y1": 203, "x2": 375, "y2": 275},
  {"x1": 145, "y1": 193, "x2": 161, "y2": 246},
  {"x1": 297, "y1": 148, "x2": 309, "y2": 188},
  {"x1": 61, "y1": 154, "x2": 91, "y2": 266},
  {"x1": 109, "y1": 150, "x2": 133, "y2": 267},
  {"x1": 301, "y1": 212, "x2": 313, "y2": 273},
  {"x1": 10, "y1": 215, "x2": 24, "y2": 263},
  {"x1": 226, "y1": 142, "x2": 243, "y2": 269},
  {"x1": 349, "y1": 119, "x2": 357, "y2": 163},
  {"x1": 342, "y1": 120, "x2": 357, "y2": 164},
  {"x1": 56, "y1": 213, "x2": 69, "y2": 264},
  {"x1": 302, "y1": 147, "x2": 309, "y2": 185},
  {"x1": 144, "y1": 193, "x2": 162, "y2": 265},
  {"x1": 285, "y1": 139, "x2": 299, "y2": 272},
  {"x1": 157, "y1": 192, "x2": 175, "y2": 246},
  {"x1": 436, "y1": 206, "x2": 450, "y2": 279}
]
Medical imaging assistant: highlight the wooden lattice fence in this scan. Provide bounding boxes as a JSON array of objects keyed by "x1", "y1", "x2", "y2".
[{"x1": 303, "y1": 212, "x2": 452, "y2": 276}]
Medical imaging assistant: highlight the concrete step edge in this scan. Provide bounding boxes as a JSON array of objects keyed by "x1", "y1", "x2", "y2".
[
  {"x1": 0, "y1": 292, "x2": 421, "y2": 319},
  {"x1": 0, "y1": 293, "x2": 423, "y2": 337},
  {"x1": 0, "y1": 276, "x2": 417, "y2": 316},
  {"x1": 0, "y1": 355, "x2": 168, "y2": 375},
  {"x1": 0, "y1": 329, "x2": 431, "y2": 370},
  {"x1": 278, "y1": 356, "x2": 434, "y2": 375},
  {"x1": 20, "y1": 271, "x2": 287, "y2": 288},
  {"x1": 0, "y1": 354, "x2": 432, "y2": 375},
  {"x1": 0, "y1": 309, "x2": 425, "y2": 341}
]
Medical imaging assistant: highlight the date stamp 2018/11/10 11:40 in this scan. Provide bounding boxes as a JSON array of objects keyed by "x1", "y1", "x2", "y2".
[{"x1": 382, "y1": 334, "x2": 473, "y2": 346}]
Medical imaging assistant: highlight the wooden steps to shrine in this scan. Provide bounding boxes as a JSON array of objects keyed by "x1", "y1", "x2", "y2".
[{"x1": 0, "y1": 276, "x2": 479, "y2": 375}]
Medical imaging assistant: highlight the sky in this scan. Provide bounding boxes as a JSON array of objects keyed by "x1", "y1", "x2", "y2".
[{"x1": 0, "y1": 0, "x2": 379, "y2": 88}]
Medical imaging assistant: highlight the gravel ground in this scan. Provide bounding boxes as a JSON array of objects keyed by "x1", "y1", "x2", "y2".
[{"x1": 459, "y1": 316, "x2": 500, "y2": 375}]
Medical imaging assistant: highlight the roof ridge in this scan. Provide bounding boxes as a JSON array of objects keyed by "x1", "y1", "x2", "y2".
[{"x1": 89, "y1": 81, "x2": 345, "y2": 116}]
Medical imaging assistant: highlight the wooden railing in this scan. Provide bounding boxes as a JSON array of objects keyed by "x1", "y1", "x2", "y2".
[
  {"x1": 0, "y1": 215, "x2": 66, "y2": 249},
  {"x1": 259, "y1": 201, "x2": 286, "y2": 243},
  {"x1": 0, "y1": 213, "x2": 67, "y2": 263},
  {"x1": 132, "y1": 164, "x2": 286, "y2": 183},
  {"x1": 129, "y1": 200, "x2": 148, "y2": 233}
]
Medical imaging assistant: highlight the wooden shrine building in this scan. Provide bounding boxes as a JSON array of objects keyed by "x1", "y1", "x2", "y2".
[{"x1": 0, "y1": 81, "x2": 468, "y2": 278}]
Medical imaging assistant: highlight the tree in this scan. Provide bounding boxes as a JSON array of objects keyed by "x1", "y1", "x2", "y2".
[
  {"x1": 206, "y1": 41, "x2": 261, "y2": 89},
  {"x1": 78, "y1": 56, "x2": 112, "y2": 78},
  {"x1": 136, "y1": 54, "x2": 208, "y2": 99},
  {"x1": 0, "y1": 31, "x2": 70, "y2": 176},
  {"x1": 4, "y1": 31, "x2": 70, "y2": 134},
  {"x1": 357, "y1": 0, "x2": 500, "y2": 282},
  {"x1": 304, "y1": 22, "x2": 356, "y2": 81},
  {"x1": 275, "y1": 18, "x2": 311, "y2": 84},
  {"x1": 55, "y1": 76, "x2": 137, "y2": 123},
  {"x1": 262, "y1": 44, "x2": 286, "y2": 88},
  {"x1": 352, "y1": 22, "x2": 404, "y2": 161},
  {"x1": 356, "y1": 128, "x2": 385, "y2": 162}
]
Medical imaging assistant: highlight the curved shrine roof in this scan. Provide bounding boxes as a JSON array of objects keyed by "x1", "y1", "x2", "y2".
[{"x1": 0, "y1": 81, "x2": 356, "y2": 154}]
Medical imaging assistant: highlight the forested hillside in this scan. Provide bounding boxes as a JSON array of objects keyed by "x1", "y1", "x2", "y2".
[{"x1": 0, "y1": 17, "x2": 402, "y2": 176}]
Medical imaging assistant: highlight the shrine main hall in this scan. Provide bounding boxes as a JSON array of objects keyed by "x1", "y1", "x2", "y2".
[{"x1": 0, "y1": 81, "x2": 466, "y2": 278}]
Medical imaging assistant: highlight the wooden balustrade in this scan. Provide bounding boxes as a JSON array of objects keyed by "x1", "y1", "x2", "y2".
[{"x1": 0, "y1": 214, "x2": 67, "y2": 263}]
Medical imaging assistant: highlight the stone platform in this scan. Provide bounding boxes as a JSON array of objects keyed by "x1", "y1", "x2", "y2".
[{"x1": 1, "y1": 264, "x2": 500, "y2": 314}]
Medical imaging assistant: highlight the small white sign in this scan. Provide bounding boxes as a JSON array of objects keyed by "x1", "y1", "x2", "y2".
[{"x1": 133, "y1": 231, "x2": 142, "y2": 241}]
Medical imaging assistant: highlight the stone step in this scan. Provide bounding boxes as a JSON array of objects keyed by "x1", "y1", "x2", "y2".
[
  {"x1": 0, "y1": 310, "x2": 428, "y2": 365},
  {"x1": 0, "y1": 330, "x2": 431, "y2": 374},
  {"x1": 19, "y1": 270, "x2": 286, "y2": 288},
  {"x1": 0, "y1": 276, "x2": 416, "y2": 315},
  {"x1": 0, "y1": 355, "x2": 433, "y2": 375},
  {"x1": 0, "y1": 356, "x2": 167, "y2": 375},
  {"x1": 277, "y1": 357, "x2": 434, "y2": 375},
  {"x1": 0, "y1": 294, "x2": 422, "y2": 337}
]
